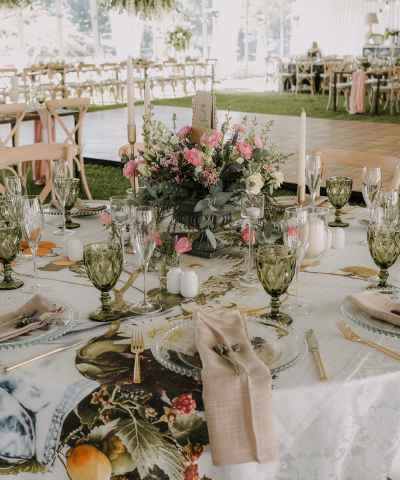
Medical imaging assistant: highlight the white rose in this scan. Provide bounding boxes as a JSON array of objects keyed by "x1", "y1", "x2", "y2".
[
  {"x1": 170, "y1": 135, "x2": 179, "y2": 144},
  {"x1": 248, "y1": 173, "x2": 264, "y2": 195},
  {"x1": 236, "y1": 157, "x2": 244, "y2": 164},
  {"x1": 272, "y1": 170, "x2": 284, "y2": 187}
]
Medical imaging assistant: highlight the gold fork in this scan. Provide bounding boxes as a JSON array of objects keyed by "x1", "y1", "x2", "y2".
[
  {"x1": 336, "y1": 320, "x2": 400, "y2": 361},
  {"x1": 131, "y1": 331, "x2": 144, "y2": 384}
]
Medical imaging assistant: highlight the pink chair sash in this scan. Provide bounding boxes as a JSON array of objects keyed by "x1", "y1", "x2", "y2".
[
  {"x1": 349, "y1": 71, "x2": 367, "y2": 115},
  {"x1": 33, "y1": 120, "x2": 56, "y2": 185}
]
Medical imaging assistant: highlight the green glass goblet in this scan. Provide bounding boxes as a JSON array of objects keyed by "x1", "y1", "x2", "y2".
[
  {"x1": 0, "y1": 222, "x2": 24, "y2": 290},
  {"x1": 326, "y1": 176, "x2": 353, "y2": 228},
  {"x1": 63, "y1": 179, "x2": 81, "y2": 229},
  {"x1": 83, "y1": 242, "x2": 123, "y2": 321},
  {"x1": 0, "y1": 198, "x2": 13, "y2": 225},
  {"x1": 367, "y1": 223, "x2": 400, "y2": 295},
  {"x1": 256, "y1": 245, "x2": 297, "y2": 325}
]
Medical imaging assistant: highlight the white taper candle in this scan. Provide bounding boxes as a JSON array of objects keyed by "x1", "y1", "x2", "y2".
[
  {"x1": 298, "y1": 108, "x2": 306, "y2": 187},
  {"x1": 127, "y1": 54, "x2": 135, "y2": 126}
]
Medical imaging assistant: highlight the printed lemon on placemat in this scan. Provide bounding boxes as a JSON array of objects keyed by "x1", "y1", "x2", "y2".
[
  {"x1": 21, "y1": 240, "x2": 57, "y2": 257},
  {"x1": 52, "y1": 259, "x2": 77, "y2": 266}
]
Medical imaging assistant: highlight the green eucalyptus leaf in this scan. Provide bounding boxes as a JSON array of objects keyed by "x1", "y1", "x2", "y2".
[
  {"x1": 210, "y1": 180, "x2": 223, "y2": 195},
  {"x1": 194, "y1": 199, "x2": 209, "y2": 212},
  {"x1": 255, "y1": 231, "x2": 265, "y2": 244},
  {"x1": 214, "y1": 191, "x2": 233, "y2": 205},
  {"x1": 199, "y1": 219, "x2": 210, "y2": 229},
  {"x1": 209, "y1": 205, "x2": 217, "y2": 212},
  {"x1": 206, "y1": 229, "x2": 217, "y2": 248},
  {"x1": 233, "y1": 210, "x2": 243, "y2": 220}
]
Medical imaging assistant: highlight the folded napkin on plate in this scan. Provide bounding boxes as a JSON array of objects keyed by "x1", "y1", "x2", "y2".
[
  {"x1": 277, "y1": 194, "x2": 328, "y2": 209},
  {"x1": 50, "y1": 199, "x2": 106, "y2": 213},
  {"x1": 193, "y1": 309, "x2": 278, "y2": 467},
  {"x1": 347, "y1": 290, "x2": 400, "y2": 326},
  {"x1": 0, "y1": 294, "x2": 67, "y2": 342}
]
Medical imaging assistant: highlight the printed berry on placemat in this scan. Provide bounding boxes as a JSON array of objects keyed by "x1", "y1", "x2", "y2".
[
  {"x1": 173, "y1": 393, "x2": 196, "y2": 415},
  {"x1": 184, "y1": 463, "x2": 199, "y2": 480}
]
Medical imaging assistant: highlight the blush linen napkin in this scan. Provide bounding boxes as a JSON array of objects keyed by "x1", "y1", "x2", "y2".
[
  {"x1": 349, "y1": 71, "x2": 367, "y2": 114},
  {"x1": 347, "y1": 290, "x2": 400, "y2": 326},
  {"x1": 193, "y1": 309, "x2": 278, "y2": 467},
  {"x1": 0, "y1": 294, "x2": 67, "y2": 342},
  {"x1": 50, "y1": 199, "x2": 106, "y2": 213}
]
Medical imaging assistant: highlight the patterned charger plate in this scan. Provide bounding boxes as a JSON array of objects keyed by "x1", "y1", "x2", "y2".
[
  {"x1": 356, "y1": 212, "x2": 370, "y2": 227},
  {"x1": 341, "y1": 298, "x2": 400, "y2": 337},
  {"x1": 0, "y1": 296, "x2": 78, "y2": 350},
  {"x1": 151, "y1": 316, "x2": 308, "y2": 379},
  {"x1": 43, "y1": 200, "x2": 107, "y2": 217}
]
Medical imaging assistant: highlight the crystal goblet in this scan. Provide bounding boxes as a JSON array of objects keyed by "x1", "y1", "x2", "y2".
[
  {"x1": 83, "y1": 242, "x2": 123, "y2": 322},
  {"x1": 0, "y1": 222, "x2": 24, "y2": 290},
  {"x1": 326, "y1": 176, "x2": 353, "y2": 227},
  {"x1": 256, "y1": 245, "x2": 297, "y2": 325},
  {"x1": 367, "y1": 223, "x2": 400, "y2": 295},
  {"x1": 64, "y1": 179, "x2": 81, "y2": 229},
  {"x1": 0, "y1": 198, "x2": 13, "y2": 224}
]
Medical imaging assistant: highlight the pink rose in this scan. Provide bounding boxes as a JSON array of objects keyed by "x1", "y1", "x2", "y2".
[
  {"x1": 155, "y1": 232, "x2": 163, "y2": 246},
  {"x1": 236, "y1": 142, "x2": 252, "y2": 159},
  {"x1": 288, "y1": 225, "x2": 299, "y2": 238},
  {"x1": 177, "y1": 125, "x2": 191, "y2": 140},
  {"x1": 184, "y1": 148, "x2": 203, "y2": 167},
  {"x1": 241, "y1": 227, "x2": 255, "y2": 245},
  {"x1": 123, "y1": 159, "x2": 137, "y2": 179},
  {"x1": 152, "y1": 167, "x2": 159, "y2": 172},
  {"x1": 263, "y1": 164, "x2": 276, "y2": 172},
  {"x1": 175, "y1": 237, "x2": 192, "y2": 253},
  {"x1": 200, "y1": 130, "x2": 221, "y2": 148},
  {"x1": 101, "y1": 212, "x2": 112, "y2": 226},
  {"x1": 233, "y1": 123, "x2": 246, "y2": 133},
  {"x1": 254, "y1": 135, "x2": 263, "y2": 149}
]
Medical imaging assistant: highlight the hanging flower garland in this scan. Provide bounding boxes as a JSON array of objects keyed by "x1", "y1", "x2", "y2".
[
  {"x1": 0, "y1": 0, "x2": 30, "y2": 8},
  {"x1": 101, "y1": 0, "x2": 175, "y2": 16}
]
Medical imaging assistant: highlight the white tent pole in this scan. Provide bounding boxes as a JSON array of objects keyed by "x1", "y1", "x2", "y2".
[
  {"x1": 244, "y1": 0, "x2": 249, "y2": 75},
  {"x1": 90, "y1": 0, "x2": 100, "y2": 61},
  {"x1": 202, "y1": 0, "x2": 208, "y2": 59},
  {"x1": 55, "y1": 0, "x2": 65, "y2": 61},
  {"x1": 17, "y1": 8, "x2": 26, "y2": 55},
  {"x1": 264, "y1": 0, "x2": 268, "y2": 56},
  {"x1": 279, "y1": 0, "x2": 284, "y2": 56}
]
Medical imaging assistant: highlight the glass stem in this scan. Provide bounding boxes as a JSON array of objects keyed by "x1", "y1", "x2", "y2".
[
  {"x1": 62, "y1": 201, "x2": 66, "y2": 231},
  {"x1": 119, "y1": 225, "x2": 125, "y2": 265},
  {"x1": 142, "y1": 261, "x2": 148, "y2": 303},
  {"x1": 311, "y1": 192, "x2": 316, "y2": 205},
  {"x1": 294, "y1": 264, "x2": 300, "y2": 305},
  {"x1": 248, "y1": 220, "x2": 254, "y2": 275},
  {"x1": 32, "y1": 246, "x2": 38, "y2": 286}
]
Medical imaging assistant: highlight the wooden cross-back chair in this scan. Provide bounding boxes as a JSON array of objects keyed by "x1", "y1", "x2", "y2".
[
  {"x1": 312, "y1": 148, "x2": 400, "y2": 194},
  {"x1": 47, "y1": 64, "x2": 70, "y2": 99},
  {"x1": 295, "y1": 58, "x2": 316, "y2": 94},
  {"x1": 45, "y1": 97, "x2": 92, "y2": 199},
  {"x1": 118, "y1": 142, "x2": 145, "y2": 194},
  {"x1": 0, "y1": 143, "x2": 78, "y2": 202},
  {"x1": 0, "y1": 68, "x2": 18, "y2": 101}
]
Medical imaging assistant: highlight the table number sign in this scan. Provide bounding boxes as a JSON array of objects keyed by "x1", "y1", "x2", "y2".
[{"x1": 191, "y1": 90, "x2": 217, "y2": 143}]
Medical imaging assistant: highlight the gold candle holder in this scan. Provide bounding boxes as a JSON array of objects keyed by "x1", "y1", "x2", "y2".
[
  {"x1": 127, "y1": 124, "x2": 137, "y2": 198},
  {"x1": 297, "y1": 185, "x2": 306, "y2": 207}
]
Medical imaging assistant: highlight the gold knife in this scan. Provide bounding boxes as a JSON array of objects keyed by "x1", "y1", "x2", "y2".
[
  {"x1": 307, "y1": 329, "x2": 327, "y2": 382},
  {"x1": 4, "y1": 337, "x2": 93, "y2": 372}
]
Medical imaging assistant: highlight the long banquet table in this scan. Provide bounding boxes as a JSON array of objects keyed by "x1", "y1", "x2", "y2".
[{"x1": 1, "y1": 206, "x2": 400, "y2": 480}]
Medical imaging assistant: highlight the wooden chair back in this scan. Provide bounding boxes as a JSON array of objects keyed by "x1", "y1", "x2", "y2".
[
  {"x1": 0, "y1": 68, "x2": 18, "y2": 97},
  {"x1": 0, "y1": 103, "x2": 27, "y2": 148},
  {"x1": 296, "y1": 59, "x2": 314, "y2": 76},
  {"x1": 312, "y1": 149, "x2": 400, "y2": 193},
  {"x1": 45, "y1": 98, "x2": 91, "y2": 198},
  {"x1": 0, "y1": 143, "x2": 78, "y2": 202}
]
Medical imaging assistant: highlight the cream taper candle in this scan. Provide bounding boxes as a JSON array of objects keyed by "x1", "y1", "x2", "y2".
[
  {"x1": 144, "y1": 77, "x2": 150, "y2": 116},
  {"x1": 298, "y1": 109, "x2": 306, "y2": 187},
  {"x1": 127, "y1": 55, "x2": 135, "y2": 126}
]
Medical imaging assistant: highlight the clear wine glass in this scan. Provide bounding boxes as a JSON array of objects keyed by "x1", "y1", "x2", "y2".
[
  {"x1": 305, "y1": 154, "x2": 322, "y2": 205},
  {"x1": 52, "y1": 160, "x2": 74, "y2": 236},
  {"x1": 6, "y1": 176, "x2": 27, "y2": 197},
  {"x1": 359, "y1": 166, "x2": 381, "y2": 246},
  {"x1": 238, "y1": 194, "x2": 264, "y2": 287},
  {"x1": 5, "y1": 177, "x2": 30, "y2": 264},
  {"x1": 110, "y1": 195, "x2": 134, "y2": 271},
  {"x1": 129, "y1": 207, "x2": 161, "y2": 315},
  {"x1": 281, "y1": 207, "x2": 312, "y2": 316},
  {"x1": 20, "y1": 195, "x2": 51, "y2": 294}
]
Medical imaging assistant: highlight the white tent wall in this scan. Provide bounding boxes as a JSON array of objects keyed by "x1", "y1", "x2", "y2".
[
  {"x1": 109, "y1": 10, "x2": 144, "y2": 60},
  {"x1": 289, "y1": 0, "x2": 400, "y2": 57}
]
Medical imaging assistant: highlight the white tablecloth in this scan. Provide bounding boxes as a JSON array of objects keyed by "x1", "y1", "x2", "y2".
[{"x1": 1, "y1": 208, "x2": 400, "y2": 480}]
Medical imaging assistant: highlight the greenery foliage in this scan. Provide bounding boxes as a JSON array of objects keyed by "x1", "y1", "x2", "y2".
[{"x1": 166, "y1": 25, "x2": 192, "y2": 52}]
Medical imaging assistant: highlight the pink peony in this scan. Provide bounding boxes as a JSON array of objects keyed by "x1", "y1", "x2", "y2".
[
  {"x1": 177, "y1": 125, "x2": 191, "y2": 140},
  {"x1": 101, "y1": 212, "x2": 112, "y2": 226},
  {"x1": 155, "y1": 232, "x2": 163, "y2": 246},
  {"x1": 236, "y1": 142, "x2": 253, "y2": 159},
  {"x1": 254, "y1": 135, "x2": 263, "y2": 149},
  {"x1": 233, "y1": 123, "x2": 246, "y2": 133},
  {"x1": 200, "y1": 130, "x2": 221, "y2": 148},
  {"x1": 175, "y1": 237, "x2": 192, "y2": 253},
  {"x1": 241, "y1": 227, "x2": 255, "y2": 245},
  {"x1": 288, "y1": 225, "x2": 299, "y2": 238},
  {"x1": 123, "y1": 160, "x2": 137, "y2": 179},
  {"x1": 184, "y1": 148, "x2": 203, "y2": 167},
  {"x1": 263, "y1": 164, "x2": 276, "y2": 172}
]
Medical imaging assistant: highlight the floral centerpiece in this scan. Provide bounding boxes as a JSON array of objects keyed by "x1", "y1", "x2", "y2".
[{"x1": 121, "y1": 102, "x2": 288, "y2": 252}]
